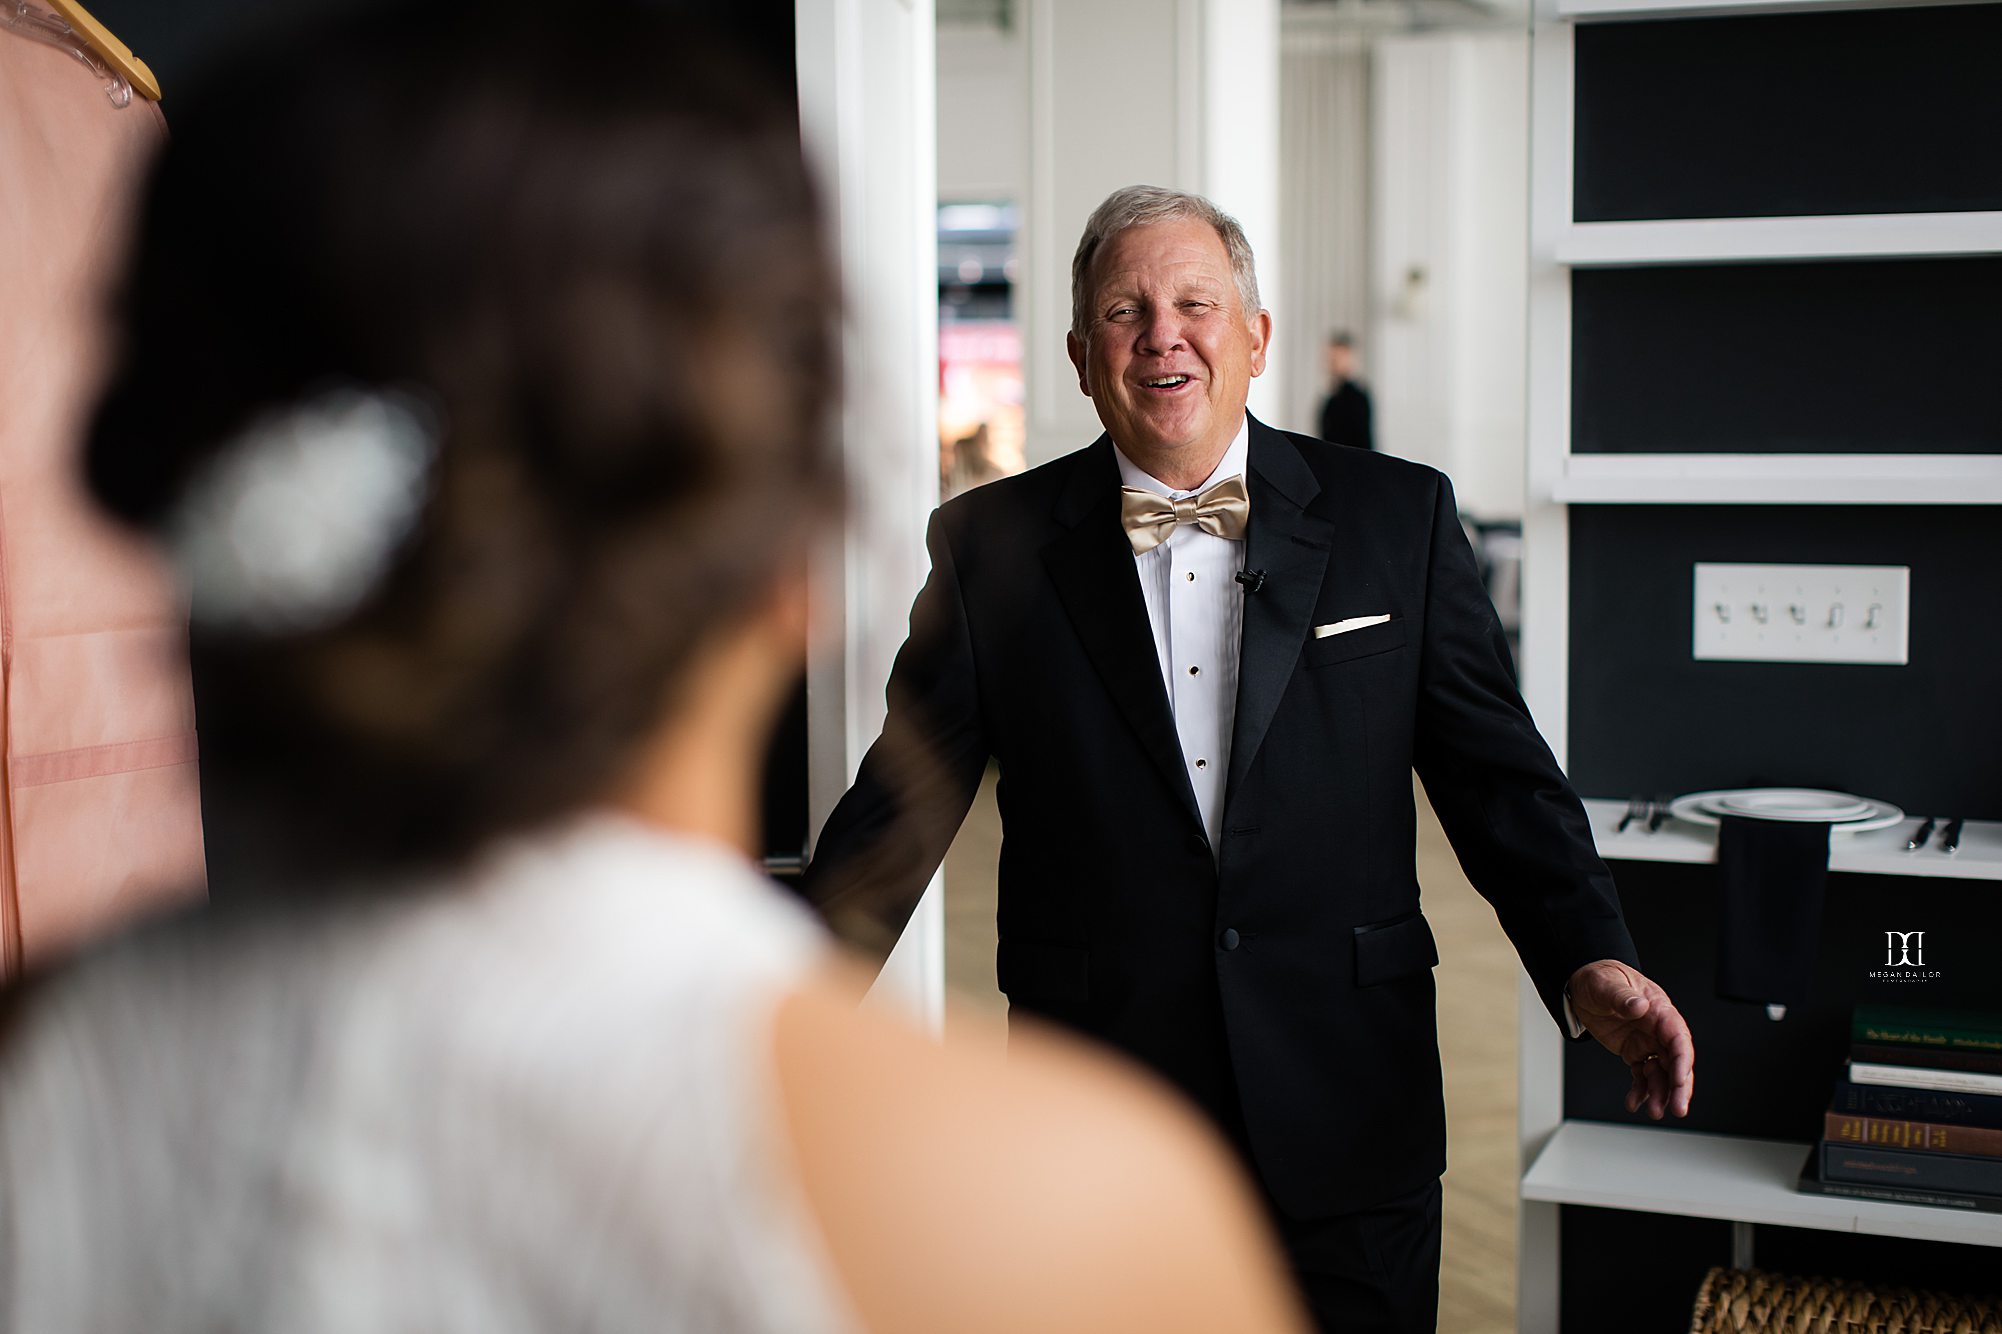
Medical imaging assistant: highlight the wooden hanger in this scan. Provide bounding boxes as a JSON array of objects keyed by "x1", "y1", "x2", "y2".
[
  {"x1": 1, "y1": 0, "x2": 158, "y2": 104},
  {"x1": 43, "y1": 0, "x2": 158, "y2": 101},
  {"x1": 2, "y1": 0, "x2": 160, "y2": 104}
]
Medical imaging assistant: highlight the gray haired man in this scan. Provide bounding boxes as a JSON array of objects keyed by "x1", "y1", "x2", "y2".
[{"x1": 807, "y1": 185, "x2": 1693, "y2": 1333}]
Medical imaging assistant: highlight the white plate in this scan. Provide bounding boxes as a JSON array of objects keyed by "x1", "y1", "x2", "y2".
[
  {"x1": 1710, "y1": 789, "x2": 1873, "y2": 821},
  {"x1": 1668, "y1": 789, "x2": 1905, "y2": 835}
]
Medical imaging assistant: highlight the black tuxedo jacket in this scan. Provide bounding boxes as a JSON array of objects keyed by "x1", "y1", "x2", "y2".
[{"x1": 805, "y1": 416, "x2": 1636, "y2": 1217}]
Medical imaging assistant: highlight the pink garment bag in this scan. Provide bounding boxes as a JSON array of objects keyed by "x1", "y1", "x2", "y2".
[{"x1": 0, "y1": 26, "x2": 205, "y2": 976}]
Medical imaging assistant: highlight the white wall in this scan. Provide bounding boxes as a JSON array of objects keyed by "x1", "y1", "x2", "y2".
[
  {"x1": 797, "y1": 0, "x2": 944, "y2": 1023},
  {"x1": 956, "y1": 0, "x2": 1286, "y2": 467},
  {"x1": 1370, "y1": 31, "x2": 1529, "y2": 521},
  {"x1": 937, "y1": 23, "x2": 1027, "y2": 203}
]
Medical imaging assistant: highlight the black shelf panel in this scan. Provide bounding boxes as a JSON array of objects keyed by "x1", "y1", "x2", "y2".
[
  {"x1": 1571, "y1": 257, "x2": 2002, "y2": 456},
  {"x1": 1567, "y1": 505, "x2": 2002, "y2": 822},
  {"x1": 1574, "y1": 4, "x2": 2002, "y2": 223}
]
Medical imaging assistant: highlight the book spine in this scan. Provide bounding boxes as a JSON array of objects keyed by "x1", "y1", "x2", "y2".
[
  {"x1": 1822, "y1": 1141, "x2": 2002, "y2": 1195},
  {"x1": 1829, "y1": 1080, "x2": 2002, "y2": 1129},
  {"x1": 1852, "y1": 1013, "x2": 2002, "y2": 1052},
  {"x1": 1801, "y1": 1172, "x2": 2002, "y2": 1216},
  {"x1": 1824, "y1": 1112, "x2": 2002, "y2": 1159},
  {"x1": 1855, "y1": 1027, "x2": 2002, "y2": 1053},
  {"x1": 1850, "y1": 1043, "x2": 2002, "y2": 1076},
  {"x1": 1849, "y1": 1063, "x2": 2002, "y2": 1096}
]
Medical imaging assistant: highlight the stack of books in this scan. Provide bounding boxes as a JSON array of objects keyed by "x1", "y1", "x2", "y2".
[{"x1": 1800, "y1": 1005, "x2": 2002, "y2": 1213}]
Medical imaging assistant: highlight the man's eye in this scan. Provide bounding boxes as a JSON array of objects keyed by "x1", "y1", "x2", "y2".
[{"x1": 1107, "y1": 306, "x2": 1139, "y2": 321}]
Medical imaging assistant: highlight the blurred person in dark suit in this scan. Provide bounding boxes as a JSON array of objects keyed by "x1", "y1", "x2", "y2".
[
  {"x1": 1317, "y1": 330, "x2": 1375, "y2": 451},
  {"x1": 0, "y1": 10, "x2": 1305, "y2": 1333}
]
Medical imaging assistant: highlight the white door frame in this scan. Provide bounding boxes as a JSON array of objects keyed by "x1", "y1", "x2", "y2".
[{"x1": 796, "y1": 0, "x2": 945, "y2": 1027}]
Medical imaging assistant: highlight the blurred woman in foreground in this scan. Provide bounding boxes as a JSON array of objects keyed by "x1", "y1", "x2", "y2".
[{"x1": 0, "y1": 3, "x2": 1303, "y2": 1331}]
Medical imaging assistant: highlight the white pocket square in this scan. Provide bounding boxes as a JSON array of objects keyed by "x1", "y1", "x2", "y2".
[{"x1": 1313, "y1": 615, "x2": 1391, "y2": 639}]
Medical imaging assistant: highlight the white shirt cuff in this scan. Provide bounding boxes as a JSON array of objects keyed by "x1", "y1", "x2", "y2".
[{"x1": 1562, "y1": 989, "x2": 1586, "y2": 1040}]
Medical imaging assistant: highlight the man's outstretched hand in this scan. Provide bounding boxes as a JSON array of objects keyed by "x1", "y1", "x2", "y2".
[{"x1": 1567, "y1": 960, "x2": 1695, "y2": 1121}]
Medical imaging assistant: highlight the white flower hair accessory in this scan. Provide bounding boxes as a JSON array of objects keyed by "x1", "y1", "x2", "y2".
[{"x1": 168, "y1": 387, "x2": 439, "y2": 633}]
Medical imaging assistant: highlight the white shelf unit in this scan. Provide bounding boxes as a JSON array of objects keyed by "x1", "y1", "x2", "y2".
[
  {"x1": 1551, "y1": 454, "x2": 2002, "y2": 506},
  {"x1": 1555, "y1": 212, "x2": 2002, "y2": 267},
  {"x1": 1518, "y1": 1, "x2": 2002, "y2": 1326},
  {"x1": 1524, "y1": 1122, "x2": 2002, "y2": 1249},
  {"x1": 1580, "y1": 799, "x2": 2002, "y2": 881}
]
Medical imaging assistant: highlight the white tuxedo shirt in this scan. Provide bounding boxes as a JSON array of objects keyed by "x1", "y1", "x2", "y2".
[{"x1": 1113, "y1": 419, "x2": 1250, "y2": 852}]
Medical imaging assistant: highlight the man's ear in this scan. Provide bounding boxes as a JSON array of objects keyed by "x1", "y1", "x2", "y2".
[
  {"x1": 1247, "y1": 309, "x2": 1274, "y2": 378},
  {"x1": 1066, "y1": 331, "x2": 1091, "y2": 396}
]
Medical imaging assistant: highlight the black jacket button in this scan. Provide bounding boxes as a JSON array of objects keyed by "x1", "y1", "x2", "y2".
[{"x1": 1220, "y1": 928, "x2": 1240, "y2": 951}]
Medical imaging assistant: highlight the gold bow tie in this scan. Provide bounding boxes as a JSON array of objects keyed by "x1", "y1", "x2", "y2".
[{"x1": 1119, "y1": 475, "x2": 1250, "y2": 555}]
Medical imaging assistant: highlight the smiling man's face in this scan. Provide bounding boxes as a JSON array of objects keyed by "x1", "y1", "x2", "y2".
[{"x1": 1066, "y1": 217, "x2": 1270, "y2": 487}]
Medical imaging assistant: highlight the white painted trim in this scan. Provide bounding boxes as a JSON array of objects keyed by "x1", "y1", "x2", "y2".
[
  {"x1": 1552, "y1": 453, "x2": 2002, "y2": 504},
  {"x1": 1022, "y1": 0, "x2": 1054, "y2": 446},
  {"x1": 1521, "y1": 19, "x2": 1573, "y2": 748},
  {"x1": 1517, "y1": 16, "x2": 1574, "y2": 1330},
  {"x1": 1555, "y1": 211, "x2": 2002, "y2": 266},
  {"x1": 796, "y1": 0, "x2": 858, "y2": 848},
  {"x1": 1516, "y1": 973, "x2": 1566, "y2": 1334},
  {"x1": 891, "y1": 0, "x2": 947, "y2": 1032},
  {"x1": 1559, "y1": 0, "x2": 1980, "y2": 20},
  {"x1": 1525, "y1": 1121, "x2": 2002, "y2": 1248}
]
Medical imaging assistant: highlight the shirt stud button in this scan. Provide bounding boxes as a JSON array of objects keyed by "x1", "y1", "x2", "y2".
[
  {"x1": 1194, "y1": 758, "x2": 1208, "y2": 770},
  {"x1": 1186, "y1": 571, "x2": 1196, "y2": 582},
  {"x1": 1188, "y1": 665, "x2": 1200, "y2": 676}
]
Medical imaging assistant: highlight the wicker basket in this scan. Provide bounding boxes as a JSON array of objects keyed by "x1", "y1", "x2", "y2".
[{"x1": 1690, "y1": 1267, "x2": 2002, "y2": 1334}]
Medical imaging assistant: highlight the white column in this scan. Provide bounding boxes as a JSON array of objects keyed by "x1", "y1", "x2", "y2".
[
  {"x1": 796, "y1": 0, "x2": 944, "y2": 1028},
  {"x1": 1204, "y1": 0, "x2": 1284, "y2": 430},
  {"x1": 1021, "y1": 0, "x2": 1285, "y2": 468}
]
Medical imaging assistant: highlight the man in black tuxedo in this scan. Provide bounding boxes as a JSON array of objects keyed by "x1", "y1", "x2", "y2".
[{"x1": 804, "y1": 185, "x2": 1694, "y2": 1333}]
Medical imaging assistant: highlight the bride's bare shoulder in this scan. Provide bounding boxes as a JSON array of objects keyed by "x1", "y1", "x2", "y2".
[{"x1": 769, "y1": 964, "x2": 1305, "y2": 1334}]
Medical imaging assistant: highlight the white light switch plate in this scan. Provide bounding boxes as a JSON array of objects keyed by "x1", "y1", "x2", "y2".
[{"x1": 1692, "y1": 563, "x2": 1909, "y2": 665}]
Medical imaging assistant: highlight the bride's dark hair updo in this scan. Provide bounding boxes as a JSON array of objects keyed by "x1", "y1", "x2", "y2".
[{"x1": 85, "y1": 0, "x2": 840, "y2": 884}]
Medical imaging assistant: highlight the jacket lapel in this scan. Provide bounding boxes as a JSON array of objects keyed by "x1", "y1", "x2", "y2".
[
  {"x1": 1042, "y1": 439, "x2": 1205, "y2": 832},
  {"x1": 1227, "y1": 418, "x2": 1335, "y2": 805}
]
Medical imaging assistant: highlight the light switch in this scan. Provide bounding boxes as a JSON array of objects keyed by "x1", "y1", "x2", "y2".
[{"x1": 1692, "y1": 563, "x2": 1909, "y2": 665}]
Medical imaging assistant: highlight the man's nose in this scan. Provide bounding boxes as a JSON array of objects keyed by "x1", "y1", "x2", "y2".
[{"x1": 1137, "y1": 309, "x2": 1186, "y2": 354}]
